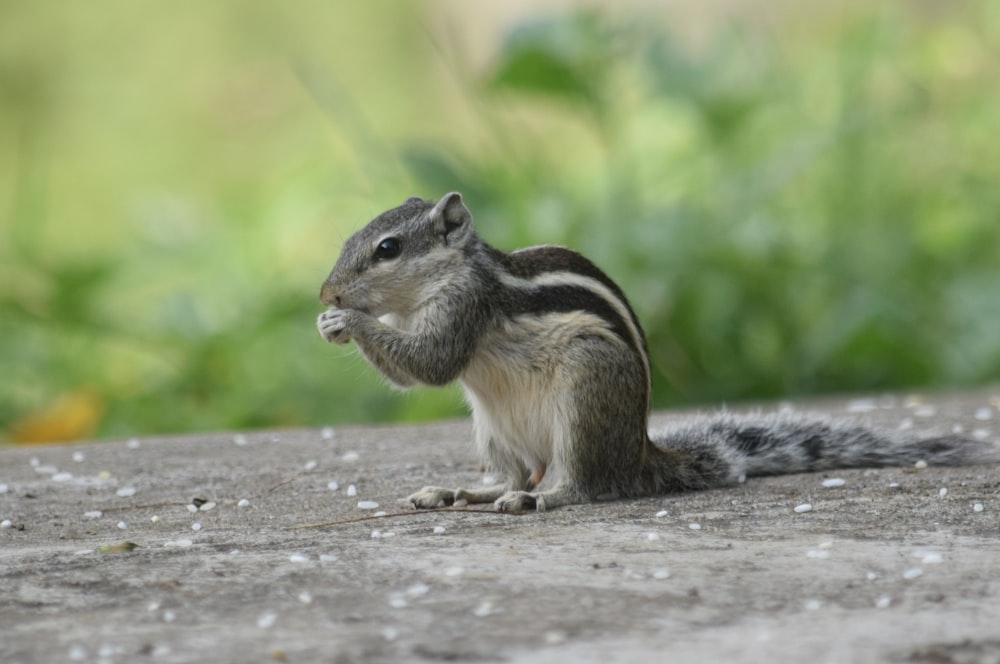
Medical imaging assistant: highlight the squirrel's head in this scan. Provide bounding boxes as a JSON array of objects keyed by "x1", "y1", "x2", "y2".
[{"x1": 320, "y1": 192, "x2": 476, "y2": 317}]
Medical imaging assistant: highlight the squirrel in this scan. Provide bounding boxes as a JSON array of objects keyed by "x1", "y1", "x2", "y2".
[{"x1": 317, "y1": 192, "x2": 986, "y2": 512}]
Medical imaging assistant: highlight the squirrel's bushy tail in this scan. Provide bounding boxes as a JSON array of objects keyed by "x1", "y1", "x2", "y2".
[{"x1": 645, "y1": 411, "x2": 992, "y2": 493}]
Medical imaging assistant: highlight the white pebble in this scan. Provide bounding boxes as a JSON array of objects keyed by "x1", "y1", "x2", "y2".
[
  {"x1": 902, "y1": 567, "x2": 923, "y2": 580},
  {"x1": 117, "y1": 521, "x2": 127, "y2": 530},
  {"x1": 952, "y1": 424, "x2": 965, "y2": 434},
  {"x1": 304, "y1": 460, "x2": 318, "y2": 471},
  {"x1": 53, "y1": 472, "x2": 73, "y2": 482},
  {"x1": 68, "y1": 644, "x2": 88, "y2": 660},
  {"x1": 407, "y1": 583, "x2": 430, "y2": 597},
  {"x1": 898, "y1": 418, "x2": 914, "y2": 430},
  {"x1": 653, "y1": 569, "x2": 670, "y2": 579},
  {"x1": 298, "y1": 592, "x2": 313, "y2": 604},
  {"x1": 0, "y1": 483, "x2": 7, "y2": 494},
  {"x1": 847, "y1": 399, "x2": 878, "y2": 413},
  {"x1": 914, "y1": 460, "x2": 928, "y2": 469},
  {"x1": 433, "y1": 526, "x2": 447, "y2": 535},
  {"x1": 888, "y1": 483, "x2": 900, "y2": 489},
  {"x1": 321, "y1": 427, "x2": 335, "y2": 440},
  {"x1": 163, "y1": 610, "x2": 176, "y2": 623},
  {"x1": 920, "y1": 552, "x2": 943, "y2": 564},
  {"x1": 688, "y1": 522, "x2": 702, "y2": 530},
  {"x1": 914, "y1": 406, "x2": 936, "y2": 418},
  {"x1": 327, "y1": 481, "x2": 340, "y2": 491},
  {"x1": 389, "y1": 595, "x2": 408, "y2": 608},
  {"x1": 289, "y1": 553, "x2": 310, "y2": 563},
  {"x1": 822, "y1": 478, "x2": 846, "y2": 488},
  {"x1": 973, "y1": 429, "x2": 990, "y2": 440},
  {"x1": 875, "y1": 595, "x2": 892, "y2": 609},
  {"x1": 804, "y1": 599, "x2": 822, "y2": 611},
  {"x1": 72, "y1": 451, "x2": 86, "y2": 463},
  {"x1": 0, "y1": 519, "x2": 12, "y2": 529},
  {"x1": 163, "y1": 539, "x2": 193, "y2": 548},
  {"x1": 655, "y1": 510, "x2": 669, "y2": 517},
  {"x1": 939, "y1": 488, "x2": 948, "y2": 498},
  {"x1": 866, "y1": 571, "x2": 879, "y2": 581},
  {"x1": 198, "y1": 501, "x2": 216, "y2": 512},
  {"x1": 186, "y1": 504, "x2": 199, "y2": 513},
  {"x1": 444, "y1": 566, "x2": 465, "y2": 577},
  {"x1": 257, "y1": 611, "x2": 278, "y2": 629},
  {"x1": 473, "y1": 601, "x2": 498, "y2": 617},
  {"x1": 973, "y1": 503, "x2": 984, "y2": 512},
  {"x1": 191, "y1": 522, "x2": 202, "y2": 532},
  {"x1": 233, "y1": 434, "x2": 248, "y2": 446},
  {"x1": 974, "y1": 407, "x2": 993, "y2": 421},
  {"x1": 342, "y1": 451, "x2": 360, "y2": 462},
  {"x1": 319, "y1": 554, "x2": 338, "y2": 563},
  {"x1": 374, "y1": 511, "x2": 387, "y2": 517},
  {"x1": 84, "y1": 511, "x2": 103, "y2": 519},
  {"x1": 126, "y1": 438, "x2": 141, "y2": 449},
  {"x1": 357, "y1": 500, "x2": 379, "y2": 510},
  {"x1": 794, "y1": 504, "x2": 813, "y2": 513},
  {"x1": 151, "y1": 515, "x2": 160, "y2": 523},
  {"x1": 383, "y1": 627, "x2": 399, "y2": 641},
  {"x1": 806, "y1": 549, "x2": 830, "y2": 559},
  {"x1": 645, "y1": 532, "x2": 661, "y2": 541},
  {"x1": 545, "y1": 630, "x2": 568, "y2": 645},
  {"x1": 116, "y1": 486, "x2": 136, "y2": 497},
  {"x1": 737, "y1": 473, "x2": 747, "y2": 484},
  {"x1": 346, "y1": 484, "x2": 358, "y2": 497},
  {"x1": 238, "y1": 499, "x2": 250, "y2": 508}
]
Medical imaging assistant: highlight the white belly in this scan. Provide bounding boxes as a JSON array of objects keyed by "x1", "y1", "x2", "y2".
[{"x1": 459, "y1": 313, "x2": 600, "y2": 475}]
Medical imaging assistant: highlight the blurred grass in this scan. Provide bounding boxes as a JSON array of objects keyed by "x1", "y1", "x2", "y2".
[{"x1": 1, "y1": 1, "x2": 998, "y2": 443}]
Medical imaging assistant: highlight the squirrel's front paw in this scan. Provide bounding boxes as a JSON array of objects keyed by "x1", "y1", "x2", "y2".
[{"x1": 317, "y1": 308, "x2": 356, "y2": 345}]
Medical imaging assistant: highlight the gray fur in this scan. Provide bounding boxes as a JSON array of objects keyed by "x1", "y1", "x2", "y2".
[{"x1": 318, "y1": 193, "x2": 991, "y2": 512}]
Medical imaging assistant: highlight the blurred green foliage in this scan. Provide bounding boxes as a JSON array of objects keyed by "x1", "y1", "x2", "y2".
[{"x1": 2, "y1": 1, "x2": 998, "y2": 442}]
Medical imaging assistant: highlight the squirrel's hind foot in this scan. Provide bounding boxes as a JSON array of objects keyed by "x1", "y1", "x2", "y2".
[
  {"x1": 494, "y1": 490, "x2": 538, "y2": 513},
  {"x1": 408, "y1": 486, "x2": 457, "y2": 509},
  {"x1": 408, "y1": 483, "x2": 509, "y2": 509},
  {"x1": 493, "y1": 485, "x2": 581, "y2": 512}
]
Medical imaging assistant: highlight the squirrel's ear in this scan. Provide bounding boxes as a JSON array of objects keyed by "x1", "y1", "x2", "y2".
[{"x1": 429, "y1": 192, "x2": 473, "y2": 245}]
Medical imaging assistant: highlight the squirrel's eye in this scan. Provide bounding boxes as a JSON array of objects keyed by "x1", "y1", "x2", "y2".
[{"x1": 374, "y1": 237, "x2": 401, "y2": 261}]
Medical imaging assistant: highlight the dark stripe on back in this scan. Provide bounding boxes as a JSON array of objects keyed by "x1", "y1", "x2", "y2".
[
  {"x1": 493, "y1": 245, "x2": 650, "y2": 359},
  {"x1": 508, "y1": 283, "x2": 641, "y2": 360},
  {"x1": 503, "y1": 246, "x2": 631, "y2": 302}
]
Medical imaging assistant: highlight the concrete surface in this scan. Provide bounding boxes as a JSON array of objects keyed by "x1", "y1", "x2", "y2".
[{"x1": 2, "y1": 390, "x2": 1000, "y2": 664}]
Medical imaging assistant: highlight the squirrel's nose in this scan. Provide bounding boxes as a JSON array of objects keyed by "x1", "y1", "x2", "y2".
[{"x1": 320, "y1": 281, "x2": 339, "y2": 306}]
